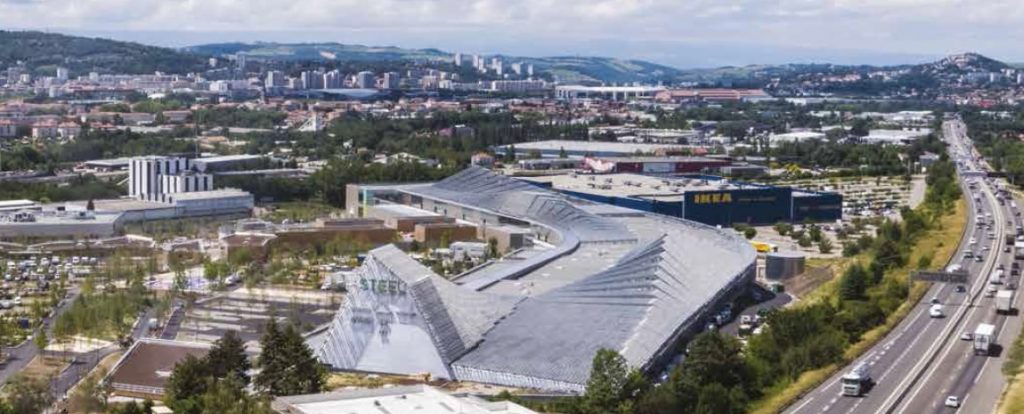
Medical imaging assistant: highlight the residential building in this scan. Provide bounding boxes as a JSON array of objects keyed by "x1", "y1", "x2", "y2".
[
  {"x1": 265, "y1": 71, "x2": 285, "y2": 88},
  {"x1": 383, "y1": 72, "x2": 400, "y2": 89},
  {"x1": 57, "y1": 122, "x2": 81, "y2": 139},
  {"x1": 31, "y1": 121, "x2": 58, "y2": 139},
  {"x1": 0, "y1": 120, "x2": 17, "y2": 138},
  {"x1": 355, "y1": 71, "x2": 375, "y2": 89}
]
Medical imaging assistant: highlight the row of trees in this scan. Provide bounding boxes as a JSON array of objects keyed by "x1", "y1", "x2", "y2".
[
  {"x1": 962, "y1": 109, "x2": 1024, "y2": 185},
  {"x1": 52, "y1": 285, "x2": 150, "y2": 341},
  {"x1": 0, "y1": 175, "x2": 124, "y2": 202}
]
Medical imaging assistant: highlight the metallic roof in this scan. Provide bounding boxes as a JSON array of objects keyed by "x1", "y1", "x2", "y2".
[{"x1": 317, "y1": 167, "x2": 755, "y2": 391}]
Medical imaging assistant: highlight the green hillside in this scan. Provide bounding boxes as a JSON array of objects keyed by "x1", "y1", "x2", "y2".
[{"x1": 0, "y1": 31, "x2": 208, "y2": 76}]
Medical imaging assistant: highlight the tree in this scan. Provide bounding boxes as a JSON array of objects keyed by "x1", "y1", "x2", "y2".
[
  {"x1": 68, "y1": 373, "x2": 107, "y2": 413},
  {"x1": 850, "y1": 118, "x2": 871, "y2": 137},
  {"x1": 694, "y1": 383, "x2": 747, "y2": 414},
  {"x1": 875, "y1": 238, "x2": 903, "y2": 269},
  {"x1": 819, "y1": 238, "x2": 834, "y2": 254},
  {"x1": 487, "y1": 237, "x2": 500, "y2": 258},
  {"x1": 33, "y1": 330, "x2": 47, "y2": 354},
  {"x1": 839, "y1": 263, "x2": 869, "y2": 301},
  {"x1": 254, "y1": 320, "x2": 327, "y2": 396},
  {"x1": 582, "y1": 349, "x2": 648, "y2": 414},
  {"x1": 203, "y1": 261, "x2": 221, "y2": 286},
  {"x1": 674, "y1": 332, "x2": 750, "y2": 395},
  {"x1": 86, "y1": 198, "x2": 95, "y2": 211},
  {"x1": 808, "y1": 225, "x2": 822, "y2": 242},
  {"x1": 744, "y1": 227, "x2": 757, "y2": 239},
  {"x1": 559, "y1": 146, "x2": 568, "y2": 158},
  {"x1": 108, "y1": 401, "x2": 154, "y2": 414},
  {"x1": 199, "y1": 375, "x2": 275, "y2": 414},
  {"x1": 206, "y1": 330, "x2": 251, "y2": 385},
  {"x1": 5, "y1": 374, "x2": 53, "y2": 414},
  {"x1": 773, "y1": 221, "x2": 792, "y2": 236},
  {"x1": 164, "y1": 355, "x2": 209, "y2": 414}
]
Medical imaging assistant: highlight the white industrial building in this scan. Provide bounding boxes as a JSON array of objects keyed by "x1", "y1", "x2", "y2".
[
  {"x1": 272, "y1": 385, "x2": 538, "y2": 414},
  {"x1": 0, "y1": 156, "x2": 255, "y2": 239},
  {"x1": 129, "y1": 156, "x2": 196, "y2": 199},
  {"x1": 554, "y1": 85, "x2": 666, "y2": 101}
]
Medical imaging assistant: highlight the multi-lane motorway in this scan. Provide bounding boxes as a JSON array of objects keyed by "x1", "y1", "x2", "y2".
[{"x1": 787, "y1": 119, "x2": 1024, "y2": 414}]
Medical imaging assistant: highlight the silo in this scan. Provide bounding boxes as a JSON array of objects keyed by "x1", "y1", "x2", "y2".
[{"x1": 765, "y1": 251, "x2": 806, "y2": 280}]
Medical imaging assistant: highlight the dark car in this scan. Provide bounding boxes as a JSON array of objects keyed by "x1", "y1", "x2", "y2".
[{"x1": 955, "y1": 285, "x2": 967, "y2": 293}]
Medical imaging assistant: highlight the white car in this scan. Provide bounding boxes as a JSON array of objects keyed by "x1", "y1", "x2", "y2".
[
  {"x1": 945, "y1": 395, "x2": 960, "y2": 408},
  {"x1": 960, "y1": 332, "x2": 973, "y2": 341},
  {"x1": 929, "y1": 304, "x2": 944, "y2": 318}
]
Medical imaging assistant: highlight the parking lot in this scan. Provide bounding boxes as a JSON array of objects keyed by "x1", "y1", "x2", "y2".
[{"x1": 173, "y1": 287, "x2": 342, "y2": 353}]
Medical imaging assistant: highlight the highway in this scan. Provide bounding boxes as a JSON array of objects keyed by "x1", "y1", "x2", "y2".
[
  {"x1": 786, "y1": 119, "x2": 1013, "y2": 414},
  {"x1": 890, "y1": 121, "x2": 1024, "y2": 413}
]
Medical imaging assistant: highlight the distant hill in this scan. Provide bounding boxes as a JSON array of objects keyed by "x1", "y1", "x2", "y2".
[
  {"x1": 0, "y1": 31, "x2": 208, "y2": 76},
  {"x1": 186, "y1": 42, "x2": 684, "y2": 83},
  {"x1": 912, "y1": 52, "x2": 1009, "y2": 76},
  {"x1": 184, "y1": 42, "x2": 449, "y2": 63}
]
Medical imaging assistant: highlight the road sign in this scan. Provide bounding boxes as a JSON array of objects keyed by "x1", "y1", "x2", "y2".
[{"x1": 912, "y1": 270, "x2": 969, "y2": 284}]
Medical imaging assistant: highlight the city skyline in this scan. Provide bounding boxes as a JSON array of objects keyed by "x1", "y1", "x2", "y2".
[{"x1": 4, "y1": 0, "x2": 1024, "y2": 68}]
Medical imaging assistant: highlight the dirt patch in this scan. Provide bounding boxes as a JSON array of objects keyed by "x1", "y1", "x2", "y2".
[{"x1": 783, "y1": 265, "x2": 835, "y2": 299}]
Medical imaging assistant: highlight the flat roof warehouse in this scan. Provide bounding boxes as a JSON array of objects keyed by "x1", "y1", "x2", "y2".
[
  {"x1": 317, "y1": 167, "x2": 756, "y2": 393},
  {"x1": 523, "y1": 172, "x2": 843, "y2": 226}
]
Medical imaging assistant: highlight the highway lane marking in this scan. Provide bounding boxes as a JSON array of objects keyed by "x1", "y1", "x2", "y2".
[
  {"x1": 875, "y1": 161, "x2": 1002, "y2": 414},
  {"x1": 877, "y1": 316, "x2": 936, "y2": 383},
  {"x1": 974, "y1": 358, "x2": 990, "y2": 385},
  {"x1": 788, "y1": 396, "x2": 815, "y2": 413},
  {"x1": 799, "y1": 126, "x2": 981, "y2": 414},
  {"x1": 915, "y1": 178, "x2": 1019, "y2": 410}
]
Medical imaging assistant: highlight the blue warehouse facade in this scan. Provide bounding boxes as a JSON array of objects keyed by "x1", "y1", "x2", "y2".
[{"x1": 527, "y1": 176, "x2": 842, "y2": 227}]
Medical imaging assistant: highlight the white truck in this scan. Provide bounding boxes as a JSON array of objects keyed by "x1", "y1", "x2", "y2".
[
  {"x1": 841, "y1": 362, "x2": 872, "y2": 397},
  {"x1": 990, "y1": 269, "x2": 1005, "y2": 285},
  {"x1": 974, "y1": 323, "x2": 996, "y2": 356},
  {"x1": 997, "y1": 290, "x2": 1014, "y2": 314}
]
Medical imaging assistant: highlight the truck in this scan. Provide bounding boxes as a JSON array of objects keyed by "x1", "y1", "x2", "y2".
[
  {"x1": 841, "y1": 362, "x2": 872, "y2": 396},
  {"x1": 1015, "y1": 241, "x2": 1024, "y2": 260},
  {"x1": 990, "y1": 269, "x2": 1005, "y2": 285},
  {"x1": 974, "y1": 323, "x2": 996, "y2": 355},
  {"x1": 997, "y1": 290, "x2": 1014, "y2": 314}
]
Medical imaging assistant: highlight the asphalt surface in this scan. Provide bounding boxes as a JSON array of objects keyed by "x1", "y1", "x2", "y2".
[
  {"x1": 0, "y1": 287, "x2": 80, "y2": 385},
  {"x1": 720, "y1": 285, "x2": 792, "y2": 337},
  {"x1": 891, "y1": 121, "x2": 1024, "y2": 414},
  {"x1": 785, "y1": 119, "x2": 1009, "y2": 414}
]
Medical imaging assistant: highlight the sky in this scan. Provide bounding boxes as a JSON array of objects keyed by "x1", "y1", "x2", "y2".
[{"x1": 3, "y1": 0, "x2": 1024, "y2": 68}]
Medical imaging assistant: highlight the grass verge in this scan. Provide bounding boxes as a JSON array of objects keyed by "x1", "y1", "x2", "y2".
[
  {"x1": 750, "y1": 198, "x2": 967, "y2": 414},
  {"x1": 1000, "y1": 372, "x2": 1024, "y2": 414}
]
